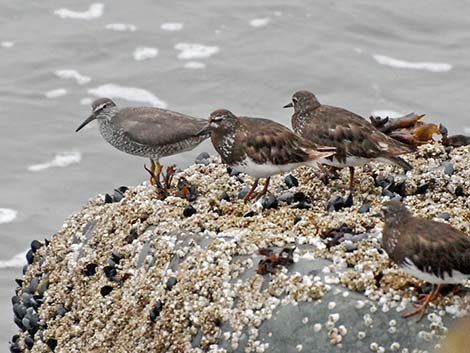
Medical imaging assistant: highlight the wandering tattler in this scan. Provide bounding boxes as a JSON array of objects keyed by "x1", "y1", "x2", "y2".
[
  {"x1": 198, "y1": 109, "x2": 336, "y2": 202},
  {"x1": 76, "y1": 98, "x2": 210, "y2": 187},
  {"x1": 284, "y1": 90, "x2": 414, "y2": 189}
]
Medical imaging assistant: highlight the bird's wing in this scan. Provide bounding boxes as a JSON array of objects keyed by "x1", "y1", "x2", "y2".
[
  {"x1": 303, "y1": 106, "x2": 415, "y2": 163},
  {"x1": 240, "y1": 117, "x2": 334, "y2": 165},
  {"x1": 115, "y1": 107, "x2": 208, "y2": 146},
  {"x1": 406, "y1": 218, "x2": 470, "y2": 280}
]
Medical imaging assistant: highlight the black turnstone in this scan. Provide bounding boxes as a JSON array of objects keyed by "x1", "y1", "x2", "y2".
[
  {"x1": 198, "y1": 109, "x2": 336, "y2": 202},
  {"x1": 284, "y1": 90, "x2": 415, "y2": 189},
  {"x1": 381, "y1": 200, "x2": 470, "y2": 321},
  {"x1": 76, "y1": 98, "x2": 210, "y2": 187}
]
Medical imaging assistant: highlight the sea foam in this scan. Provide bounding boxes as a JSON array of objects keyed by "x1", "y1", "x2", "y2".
[
  {"x1": 54, "y1": 3, "x2": 104, "y2": 20},
  {"x1": 55, "y1": 69, "x2": 91, "y2": 85},
  {"x1": 249, "y1": 18, "x2": 270, "y2": 27},
  {"x1": 161, "y1": 23, "x2": 183, "y2": 31},
  {"x1": 0, "y1": 252, "x2": 26, "y2": 268},
  {"x1": 0, "y1": 208, "x2": 17, "y2": 224},
  {"x1": 1, "y1": 41, "x2": 14, "y2": 48},
  {"x1": 28, "y1": 152, "x2": 82, "y2": 172},
  {"x1": 184, "y1": 61, "x2": 206, "y2": 69},
  {"x1": 88, "y1": 84, "x2": 167, "y2": 108},
  {"x1": 174, "y1": 43, "x2": 219, "y2": 60},
  {"x1": 373, "y1": 54, "x2": 452, "y2": 72},
  {"x1": 133, "y1": 47, "x2": 159, "y2": 61},
  {"x1": 45, "y1": 88, "x2": 68, "y2": 98},
  {"x1": 105, "y1": 23, "x2": 137, "y2": 32}
]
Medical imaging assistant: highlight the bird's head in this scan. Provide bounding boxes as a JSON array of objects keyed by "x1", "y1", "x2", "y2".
[
  {"x1": 381, "y1": 200, "x2": 410, "y2": 223},
  {"x1": 283, "y1": 90, "x2": 320, "y2": 113},
  {"x1": 76, "y1": 98, "x2": 117, "y2": 132},
  {"x1": 197, "y1": 109, "x2": 238, "y2": 136}
]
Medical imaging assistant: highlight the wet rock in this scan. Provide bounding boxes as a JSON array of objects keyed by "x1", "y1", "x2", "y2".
[
  {"x1": 110, "y1": 252, "x2": 123, "y2": 265},
  {"x1": 113, "y1": 189, "x2": 124, "y2": 202},
  {"x1": 14, "y1": 279, "x2": 23, "y2": 287},
  {"x1": 278, "y1": 192, "x2": 294, "y2": 204},
  {"x1": 183, "y1": 204, "x2": 197, "y2": 218},
  {"x1": 24, "y1": 335, "x2": 34, "y2": 349},
  {"x1": 261, "y1": 195, "x2": 278, "y2": 210},
  {"x1": 100, "y1": 286, "x2": 113, "y2": 296},
  {"x1": 149, "y1": 301, "x2": 163, "y2": 322},
  {"x1": 326, "y1": 195, "x2": 354, "y2": 212},
  {"x1": 166, "y1": 277, "x2": 177, "y2": 290},
  {"x1": 443, "y1": 162, "x2": 454, "y2": 176},
  {"x1": 238, "y1": 186, "x2": 250, "y2": 199},
  {"x1": 83, "y1": 263, "x2": 98, "y2": 276},
  {"x1": 437, "y1": 212, "x2": 451, "y2": 221},
  {"x1": 284, "y1": 174, "x2": 299, "y2": 188},
  {"x1": 11, "y1": 295, "x2": 20, "y2": 305},
  {"x1": 30, "y1": 240, "x2": 43, "y2": 253},
  {"x1": 22, "y1": 264, "x2": 28, "y2": 275},
  {"x1": 445, "y1": 134, "x2": 470, "y2": 147},
  {"x1": 219, "y1": 191, "x2": 230, "y2": 202},
  {"x1": 13, "y1": 316, "x2": 23, "y2": 330},
  {"x1": 104, "y1": 193, "x2": 114, "y2": 203},
  {"x1": 26, "y1": 249, "x2": 34, "y2": 265},
  {"x1": 195, "y1": 152, "x2": 210, "y2": 165},
  {"x1": 358, "y1": 203, "x2": 370, "y2": 214},
  {"x1": 9, "y1": 343, "x2": 21, "y2": 353},
  {"x1": 344, "y1": 242, "x2": 358, "y2": 253},
  {"x1": 293, "y1": 215, "x2": 302, "y2": 225},
  {"x1": 13, "y1": 303, "x2": 26, "y2": 319}
]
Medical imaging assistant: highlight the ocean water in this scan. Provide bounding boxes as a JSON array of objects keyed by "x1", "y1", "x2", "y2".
[{"x1": 1, "y1": 0, "x2": 469, "y2": 347}]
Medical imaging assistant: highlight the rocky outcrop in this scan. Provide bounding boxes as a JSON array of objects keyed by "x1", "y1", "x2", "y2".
[{"x1": 10, "y1": 144, "x2": 470, "y2": 353}]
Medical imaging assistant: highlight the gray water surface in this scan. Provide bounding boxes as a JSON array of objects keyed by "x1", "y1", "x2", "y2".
[{"x1": 1, "y1": 0, "x2": 469, "y2": 347}]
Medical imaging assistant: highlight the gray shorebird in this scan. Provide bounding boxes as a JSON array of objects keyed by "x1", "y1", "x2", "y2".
[
  {"x1": 76, "y1": 98, "x2": 209, "y2": 187},
  {"x1": 198, "y1": 109, "x2": 336, "y2": 202},
  {"x1": 382, "y1": 200, "x2": 470, "y2": 321},
  {"x1": 284, "y1": 90, "x2": 415, "y2": 189}
]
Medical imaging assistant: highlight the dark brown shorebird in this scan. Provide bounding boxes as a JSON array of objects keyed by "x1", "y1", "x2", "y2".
[
  {"x1": 381, "y1": 200, "x2": 470, "y2": 321},
  {"x1": 76, "y1": 98, "x2": 209, "y2": 189},
  {"x1": 284, "y1": 90, "x2": 415, "y2": 189},
  {"x1": 198, "y1": 109, "x2": 336, "y2": 202}
]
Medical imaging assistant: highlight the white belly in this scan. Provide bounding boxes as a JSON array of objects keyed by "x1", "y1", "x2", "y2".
[
  {"x1": 401, "y1": 258, "x2": 469, "y2": 284},
  {"x1": 233, "y1": 157, "x2": 305, "y2": 179}
]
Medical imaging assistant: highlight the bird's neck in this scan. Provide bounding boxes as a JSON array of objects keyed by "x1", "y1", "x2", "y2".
[
  {"x1": 97, "y1": 108, "x2": 119, "y2": 127},
  {"x1": 292, "y1": 108, "x2": 315, "y2": 133}
]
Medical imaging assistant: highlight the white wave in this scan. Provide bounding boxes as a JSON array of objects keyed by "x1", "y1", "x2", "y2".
[
  {"x1": 174, "y1": 43, "x2": 219, "y2": 60},
  {"x1": 88, "y1": 84, "x2": 167, "y2": 108},
  {"x1": 105, "y1": 23, "x2": 136, "y2": 32},
  {"x1": 373, "y1": 54, "x2": 452, "y2": 72},
  {"x1": 54, "y1": 3, "x2": 104, "y2": 20},
  {"x1": 370, "y1": 110, "x2": 402, "y2": 118},
  {"x1": 0, "y1": 252, "x2": 26, "y2": 268},
  {"x1": 45, "y1": 88, "x2": 67, "y2": 98},
  {"x1": 161, "y1": 22, "x2": 183, "y2": 31},
  {"x1": 249, "y1": 18, "x2": 270, "y2": 27},
  {"x1": 464, "y1": 127, "x2": 470, "y2": 134},
  {"x1": 55, "y1": 69, "x2": 91, "y2": 85},
  {"x1": 28, "y1": 152, "x2": 82, "y2": 172},
  {"x1": 273, "y1": 11, "x2": 282, "y2": 17},
  {"x1": 0, "y1": 208, "x2": 17, "y2": 224},
  {"x1": 80, "y1": 97, "x2": 93, "y2": 105},
  {"x1": 1, "y1": 41, "x2": 14, "y2": 48},
  {"x1": 133, "y1": 47, "x2": 159, "y2": 61},
  {"x1": 184, "y1": 61, "x2": 206, "y2": 69}
]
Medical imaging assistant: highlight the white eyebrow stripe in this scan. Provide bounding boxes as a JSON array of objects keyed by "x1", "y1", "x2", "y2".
[{"x1": 94, "y1": 103, "x2": 107, "y2": 112}]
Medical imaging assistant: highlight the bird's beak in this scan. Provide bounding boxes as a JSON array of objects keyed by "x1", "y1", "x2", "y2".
[
  {"x1": 283, "y1": 102, "x2": 293, "y2": 108},
  {"x1": 371, "y1": 211, "x2": 383, "y2": 218},
  {"x1": 197, "y1": 123, "x2": 212, "y2": 136},
  {"x1": 75, "y1": 114, "x2": 97, "y2": 132}
]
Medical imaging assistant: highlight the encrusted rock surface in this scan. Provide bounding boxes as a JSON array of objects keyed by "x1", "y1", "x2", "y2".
[{"x1": 10, "y1": 144, "x2": 470, "y2": 353}]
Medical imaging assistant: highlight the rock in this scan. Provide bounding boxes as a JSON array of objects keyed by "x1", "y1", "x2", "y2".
[
  {"x1": 455, "y1": 185, "x2": 465, "y2": 197},
  {"x1": 326, "y1": 195, "x2": 344, "y2": 212},
  {"x1": 293, "y1": 201, "x2": 312, "y2": 210},
  {"x1": 100, "y1": 286, "x2": 113, "y2": 296},
  {"x1": 243, "y1": 210, "x2": 255, "y2": 217},
  {"x1": 415, "y1": 182, "x2": 429, "y2": 195},
  {"x1": 261, "y1": 195, "x2": 278, "y2": 210},
  {"x1": 293, "y1": 215, "x2": 302, "y2": 225},
  {"x1": 293, "y1": 192, "x2": 308, "y2": 203},
  {"x1": 227, "y1": 166, "x2": 241, "y2": 177},
  {"x1": 30, "y1": 240, "x2": 43, "y2": 253},
  {"x1": 149, "y1": 301, "x2": 163, "y2": 322},
  {"x1": 113, "y1": 188, "x2": 125, "y2": 202},
  {"x1": 124, "y1": 225, "x2": 139, "y2": 244},
  {"x1": 56, "y1": 303, "x2": 68, "y2": 316},
  {"x1": 358, "y1": 204, "x2": 370, "y2": 214},
  {"x1": 83, "y1": 263, "x2": 98, "y2": 276},
  {"x1": 24, "y1": 335, "x2": 34, "y2": 349},
  {"x1": 183, "y1": 205, "x2": 197, "y2": 218},
  {"x1": 46, "y1": 338, "x2": 57, "y2": 352},
  {"x1": 26, "y1": 249, "x2": 34, "y2": 265},
  {"x1": 104, "y1": 193, "x2": 114, "y2": 203},
  {"x1": 166, "y1": 277, "x2": 177, "y2": 290},
  {"x1": 23, "y1": 277, "x2": 39, "y2": 294},
  {"x1": 284, "y1": 174, "x2": 299, "y2": 188}
]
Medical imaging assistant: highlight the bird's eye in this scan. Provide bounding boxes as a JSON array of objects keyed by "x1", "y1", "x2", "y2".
[{"x1": 292, "y1": 97, "x2": 299, "y2": 104}]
